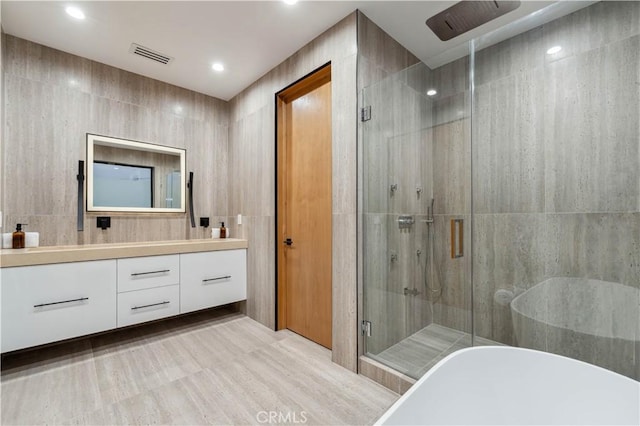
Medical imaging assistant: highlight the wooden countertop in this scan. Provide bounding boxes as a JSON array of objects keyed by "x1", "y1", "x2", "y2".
[{"x1": 0, "y1": 239, "x2": 248, "y2": 268}]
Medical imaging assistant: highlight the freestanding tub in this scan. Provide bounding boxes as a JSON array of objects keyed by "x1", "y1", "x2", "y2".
[
  {"x1": 375, "y1": 346, "x2": 640, "y2": 425},
  {"x1": 510, "y1": 277, "x2": 639, "y2": 379}
]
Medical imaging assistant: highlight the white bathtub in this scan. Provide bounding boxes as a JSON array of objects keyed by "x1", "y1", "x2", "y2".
[
  {"x1": 375, "y1": 346, "x2": 640, "y2": 425},
  {"x1": 511, "y1": 277, "x2": 639, "y2": 379}
]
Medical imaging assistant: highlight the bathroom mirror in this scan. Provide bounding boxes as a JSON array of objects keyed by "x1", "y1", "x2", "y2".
[{"x1": 86, "y1": 134, "x2": 186, "y2": 213}]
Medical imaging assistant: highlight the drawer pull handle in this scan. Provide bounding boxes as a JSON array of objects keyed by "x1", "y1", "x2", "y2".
[
  {"x1": 131, "y1": 269, "x2": 171, "y2": 277},
  {"x1": 202, "y1": 275, "x2": 231, "y2": 283},
  {"x1": 131, "y1": 301, "x2": 170, "y2": 310},
  {"x1": 34, "y1": 297, "x2": 89, "y2": 308}
]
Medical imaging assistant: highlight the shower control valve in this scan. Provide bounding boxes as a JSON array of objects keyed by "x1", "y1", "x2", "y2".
[
  {"x1": 403, "y1": 287, "x2": 420, "y2": 296},
  {"x1": 398, "y1": 215, "x2": 415, "y2": 229}
]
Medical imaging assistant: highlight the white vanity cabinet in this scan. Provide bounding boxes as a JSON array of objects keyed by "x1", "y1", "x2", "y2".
[
  {"x1": 0, "y1": 240, "x2": 247, "y2": 353},
  {"x1": 1, "y1": 260, "x2": 117, "y2": 352},
  {"x1": 180, "y1": 249, "x2": 247, "y2": 314}
]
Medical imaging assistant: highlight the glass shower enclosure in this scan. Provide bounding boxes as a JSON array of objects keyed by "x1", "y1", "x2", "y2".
[{"x1": 361, "y1": 1, "x2": 640, "y2": 381}]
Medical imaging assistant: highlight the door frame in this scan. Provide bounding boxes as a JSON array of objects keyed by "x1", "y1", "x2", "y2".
[{"x1": 275, "y1": 62, "x2": 332, "y2": 331}]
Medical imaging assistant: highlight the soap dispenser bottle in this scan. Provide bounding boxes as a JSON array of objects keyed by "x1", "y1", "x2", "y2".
[
  {"x1": 219, "y1": 222, "x2": 227, "y2": 239},
  {"x1": 12, "y1": 223, "x2": 26, "y2": 249}
]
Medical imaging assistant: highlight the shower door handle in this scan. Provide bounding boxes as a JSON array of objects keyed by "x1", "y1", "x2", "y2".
[{"x1": 451, "y1": 219, "x2": 464, "y2": 259}]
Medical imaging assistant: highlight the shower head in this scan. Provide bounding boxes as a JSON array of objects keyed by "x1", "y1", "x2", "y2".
[{"x1": 426, "y1": 1, "x2": 521, "y2": 41}]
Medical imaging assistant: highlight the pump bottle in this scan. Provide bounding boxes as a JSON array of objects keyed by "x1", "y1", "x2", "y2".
[{"x1": 12, "y1": 224, "x2": 26, "y2": 249}]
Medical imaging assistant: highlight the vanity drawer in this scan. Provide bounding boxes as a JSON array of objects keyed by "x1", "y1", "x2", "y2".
[
  {"x1": 117, "y1": 284, "x2": 180, "y2": 327},
  {"x1": 1, "y1": 260, "x2": 117, "y2": 353},
  {"x1": 117, "y1": 255, "x2": 179, "y2": 292},
  {"x1": 180, "y1": 249, "x2": 247, "y2": 313}
]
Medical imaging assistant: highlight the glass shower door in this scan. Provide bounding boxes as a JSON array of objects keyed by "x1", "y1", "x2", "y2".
[{"x1": 361, "y1": 61, "x2": 473, "y2": 379}]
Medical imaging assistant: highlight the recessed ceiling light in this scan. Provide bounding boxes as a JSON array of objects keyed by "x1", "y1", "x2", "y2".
[
  {"x1": 65, "y1": 6, "x2": 85, "y2": 20},
  {"x1": 546, "y1": 45, "x2": 562, "y2": 55},
  {"x1": 427, "y1": 89, "x2": 437, "y2": 96},
  {"x1": 212, "y1": 63, "x2": 224, "y2": 72},
  {"x1": 283, "y1": 0, "x2": 298, "y2": 5}
]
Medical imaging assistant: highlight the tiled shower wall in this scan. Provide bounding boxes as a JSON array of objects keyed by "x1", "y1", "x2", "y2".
[
  {"x1": 1, "y1": 35, "x2": 230, "y2": 246},
  {"x1": 427, "y1": 56, "x2": 472, "y2": 335},
  {"x1": 470, "y1": 1, "x2": 640, "y2": 352},
  {"x1": 377, "y1": 1, "x2": 640, "y2": 355}
]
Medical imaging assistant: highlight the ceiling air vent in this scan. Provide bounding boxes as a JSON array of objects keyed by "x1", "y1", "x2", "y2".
[
  {"x1": 426, "y1": 1, "x2": 521, "y2": 41},
  {"x1": 129, "y1": 43, "x2": 173, "y2": 65}
]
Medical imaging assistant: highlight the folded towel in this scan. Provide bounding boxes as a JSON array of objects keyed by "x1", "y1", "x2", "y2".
[
  {"x1": 2, "y1": 231, "x2": 40, "y2": 248},
  {"x1": 26, "y1": 232, "x2": 40, "y2": 248}
]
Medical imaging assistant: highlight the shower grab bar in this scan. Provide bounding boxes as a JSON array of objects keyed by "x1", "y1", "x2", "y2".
[{"x1": 451, "y1": 219, "x2": 464, "y2": 259}]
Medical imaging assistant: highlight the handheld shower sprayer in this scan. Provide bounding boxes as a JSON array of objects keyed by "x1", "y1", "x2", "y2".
[
  {"x1": 424, "y1": 198, "x2": 435, "y2": 224},
  {"x1": 430, "y1": 198, "x2": 435, "y2": 221}
]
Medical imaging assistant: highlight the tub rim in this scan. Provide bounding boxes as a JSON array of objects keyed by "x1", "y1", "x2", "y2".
[
  {"x1": 374, "y1": 345, "x2": 640, "y2": 426},
  {"x1": 509, "y1": 276, "x2": 639, "y2": 342}
]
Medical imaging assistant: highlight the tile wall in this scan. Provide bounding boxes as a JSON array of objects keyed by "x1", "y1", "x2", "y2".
[
  {"x1": 1, "y1": 35, "x2": 230, "y2": 246},
  {"x1": 470, "y1": 2, "x2": 640, "y2": 355},
  {"x1": 428, "y1": 56, "x2": 472, "y2": 335},
  {"x1": 228, "y1": 13, "x2": 359, "y2": 371}
]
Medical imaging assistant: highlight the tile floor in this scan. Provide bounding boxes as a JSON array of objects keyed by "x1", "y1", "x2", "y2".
[
  {"x1": 1, "y1": 309, "x2": 398, "y2": 425},
  {"x1": 369, "y1": 323, "x2": 501, "y2": 379}
]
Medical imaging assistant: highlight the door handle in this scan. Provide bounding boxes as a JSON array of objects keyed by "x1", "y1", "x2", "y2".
[{"x1": 283, "y1": 238, "x2": 293, "y2": 246}]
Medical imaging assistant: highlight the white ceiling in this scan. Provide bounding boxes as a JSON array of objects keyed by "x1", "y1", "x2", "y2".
[{"x1": 1, "y1": 1, "x2": 593, "y2": 101}]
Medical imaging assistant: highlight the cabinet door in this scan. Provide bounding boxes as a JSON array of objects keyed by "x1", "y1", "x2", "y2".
[
  {"x1": 1, "y1": 260, "x2": 117, "y2": 352},
  {"x1": 117, "y1": 284, "x2": 180, "y2": 327},
  {"x1": 117, "y1": 255, "x2": 180, "y2": 292},
  {"x1": 180, "y1": 250, "x2": 247, "y2": 314}
]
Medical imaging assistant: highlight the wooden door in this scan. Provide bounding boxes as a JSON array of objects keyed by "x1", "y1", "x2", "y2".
[{"x1": 277, "y1": 65, "x2": 332, "y2": 349}]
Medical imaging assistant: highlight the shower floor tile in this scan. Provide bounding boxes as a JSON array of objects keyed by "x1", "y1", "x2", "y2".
[{"x1": 370, "y1": 324, "x2": 502, "y2": 379}]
